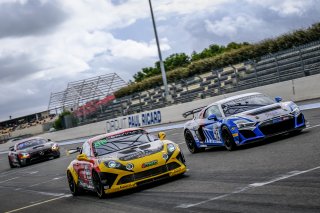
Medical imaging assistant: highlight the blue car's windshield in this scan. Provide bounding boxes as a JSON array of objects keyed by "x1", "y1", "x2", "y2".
[{"x1": 222, "y1": 94, "x2": 275, "y2": 117}]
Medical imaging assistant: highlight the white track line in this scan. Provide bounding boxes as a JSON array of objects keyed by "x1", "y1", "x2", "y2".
[
  {"x1": 4, "y1": 194, "x2": 72, "y2": 213},
  {"x1": 27, "y1": 176, "x2": 64, "y2": 188},
  {"x1": 177, "y1": 165, "x2": 320, "y2": 208},
  {"x1": 0, "y1": 177, "x2": 19, "y2": 184},
  {"x1": 306, "y1": 123, "x2": 320, "y2": 130}
]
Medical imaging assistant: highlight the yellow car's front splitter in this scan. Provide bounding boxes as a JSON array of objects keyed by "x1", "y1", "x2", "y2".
[{"x1": 105, "y1": 164, "x2": 187, "y2": 194}]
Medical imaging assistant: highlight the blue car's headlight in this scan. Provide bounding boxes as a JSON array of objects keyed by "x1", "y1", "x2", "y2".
[
  {"x1": 234, "y1": 120, "x2": 255, "y2": 129},
  {"x1": 290, "y1": 104, "x2": 301, "y2": 116}
]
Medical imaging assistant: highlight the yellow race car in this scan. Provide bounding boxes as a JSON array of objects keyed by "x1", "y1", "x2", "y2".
[{"x1": 66, "y1": 128, "x2": 187, "y2": 198}]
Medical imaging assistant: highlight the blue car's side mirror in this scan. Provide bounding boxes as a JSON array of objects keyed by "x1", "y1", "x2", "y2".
[
  {"x1": 275, "y1": 96, "x2": 282, "y2": 103},
  {"x1": 208, "y1": 114, "x2": 218, "y2": 121}
]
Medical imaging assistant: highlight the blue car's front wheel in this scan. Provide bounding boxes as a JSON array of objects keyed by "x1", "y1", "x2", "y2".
[
  {"x1": 221, "y1": 126, "x2": 237, "y2": 151},
  {"x1": 184, "y1": 130, "x2": 205, "y2": 154}
]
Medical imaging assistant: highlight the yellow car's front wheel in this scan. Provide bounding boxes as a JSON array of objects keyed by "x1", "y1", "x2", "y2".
[
  {"x1": 92, "y1": 171, "x2": 106, "y2": 199},
  {"x1": 67, "y1": 171, "x2": 81, "y2": 196}
]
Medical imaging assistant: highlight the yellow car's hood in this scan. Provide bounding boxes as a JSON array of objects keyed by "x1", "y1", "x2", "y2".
[{"x1": 98, "y1": 140, "x2": 164, "y2": 161}]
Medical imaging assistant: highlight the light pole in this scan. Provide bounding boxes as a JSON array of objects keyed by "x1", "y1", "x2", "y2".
[{"x1": 148, "y1": 0, "x2": 169, "y2": 101}]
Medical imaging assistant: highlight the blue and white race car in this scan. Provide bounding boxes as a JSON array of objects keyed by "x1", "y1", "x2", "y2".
[{"x1": 183, "y1": 92, "x2": 306, "y2": 153}]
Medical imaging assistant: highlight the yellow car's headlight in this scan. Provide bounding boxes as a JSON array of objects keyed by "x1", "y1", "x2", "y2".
[{"x1": 167, "y1": 143, "x2": 176, "y2": 153}]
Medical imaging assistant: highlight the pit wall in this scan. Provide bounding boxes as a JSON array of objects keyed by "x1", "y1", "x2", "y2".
[{"x1": 17, "y1": 73, "x2": 320, "y2": 142}]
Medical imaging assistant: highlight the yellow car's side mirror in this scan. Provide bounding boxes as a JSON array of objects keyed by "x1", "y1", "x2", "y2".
[
  {"x1": 77, "y1": 153, "x2": 88, "y2": 161},
  {"x1": 158, "y1": 132, "x2": 166, "y2": 140}
]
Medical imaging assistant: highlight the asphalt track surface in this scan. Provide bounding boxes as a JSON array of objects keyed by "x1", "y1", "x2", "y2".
[{"x1": 0, "y1": 109, "x2": 320, "y2": 213}]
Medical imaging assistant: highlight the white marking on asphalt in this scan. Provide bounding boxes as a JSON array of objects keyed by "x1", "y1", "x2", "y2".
[
  {"x1": 177, "y1": 165, "x2": 320, "y2": 208},
  {"x1": 306, "y1": 123, "x2": 320, "y2": 130},
  {"x1": 0, "y1": 184, "x2": 69, "y2": 197},
  {"x1": 28, "y1": 176, "x2": 64, "y2": 188},
  {"x1": 0, "y1": 156, "x2": 67, "y2": 177},
  {"x1": 171, "y1": 132, "x2": 181, "y2": 136},
  {"x1": 0, "y1": 177, "x2": 19, "y2": 184},
  {"x1": 4, "y1": 194, "x2": 72, "y2": 213}
]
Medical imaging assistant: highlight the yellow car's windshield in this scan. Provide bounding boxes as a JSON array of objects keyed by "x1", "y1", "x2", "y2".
[{"x1": 92, "y1": 131, "x2": 156, "y2": 156}]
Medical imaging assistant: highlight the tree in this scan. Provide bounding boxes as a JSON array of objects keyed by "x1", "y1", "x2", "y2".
[{"x1": 164, "y1": 53, "x2": 190, "y2": 71}]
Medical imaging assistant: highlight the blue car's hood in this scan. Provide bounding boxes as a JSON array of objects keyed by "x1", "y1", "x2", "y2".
[{"x1": 230, "y1": 102, "x2": 294, "y2": 122}]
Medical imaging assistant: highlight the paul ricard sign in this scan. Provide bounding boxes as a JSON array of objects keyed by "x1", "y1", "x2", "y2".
[{"x1": 106, "y1": 110, "x2": 161, "y2": 133}]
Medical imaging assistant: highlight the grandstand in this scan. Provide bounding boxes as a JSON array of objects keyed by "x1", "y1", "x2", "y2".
[
  {"x1": 48, "y1": 73, "x2": 127, "y2": 123},
  {"x1": 0, "y1": 73, "x2": 127, "y2": 139},
  {"x1": 0, "y1": 110, "x2": 55, "y2": 138},
  {"x1": 48, "y1": 73, "x2": 127, "y2": 112},
  {"x1": 81, "y1": 40, "x2": 320, "y2": 123}
]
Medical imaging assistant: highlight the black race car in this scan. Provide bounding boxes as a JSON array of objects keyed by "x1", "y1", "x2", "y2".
[{"x1": 8, "y1": 137, "x2": 60, "y2": 168}]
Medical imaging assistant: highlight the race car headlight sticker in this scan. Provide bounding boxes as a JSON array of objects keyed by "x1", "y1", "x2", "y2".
[
  {"x1": 290, "y1": 104, "x2": 301, "y2": 116},
  {"x1": 234, "y1": 120, "x2": 255, "y2": 129},
  {"x1": 107, "y1": 160, "x2": 120, "y2": 168},
  {"x1": 51, "y1": 144, "x2": 59, "y2": 151},
  {"x1": 167, "y1": 143, "x2": 176, "y2": 153},
  {"x1": 163, "y1": 153, "x2": 169, "y2": 160},
  {"x1": 126, "y1": 163, "x2": 134, "y2": 171},
  {"x1": 19, "y1": 153, "x2": 30, "y2": 159}
]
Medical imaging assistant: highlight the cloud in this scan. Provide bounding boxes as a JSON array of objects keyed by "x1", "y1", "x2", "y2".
[
  {"x1": 245, "y1": 0, "x2": 316, "y2": 17},
  {"x1": 0, "y1": 0, "x2": 68, "y2": 38},
  {"x1": 205, "y1": 15, "x2": 263, "y2": 39}
]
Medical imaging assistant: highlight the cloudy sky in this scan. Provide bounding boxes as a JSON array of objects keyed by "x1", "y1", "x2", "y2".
[{"x1": 0, "y1": 0, "x2": 319, "y2": 121}]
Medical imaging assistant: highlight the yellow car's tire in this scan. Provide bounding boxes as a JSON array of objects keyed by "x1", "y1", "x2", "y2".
[
  {"x1": 67, "y1": 171, "x2": 81, "y2": 196},
  {"x1": 92, "y1": 171, "x2": 106, "y2": 199}
]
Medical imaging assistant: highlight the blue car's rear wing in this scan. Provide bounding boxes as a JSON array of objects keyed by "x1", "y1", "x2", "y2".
[{"x1": 182, "y1": 106, "x2": 206, "y2": 118}]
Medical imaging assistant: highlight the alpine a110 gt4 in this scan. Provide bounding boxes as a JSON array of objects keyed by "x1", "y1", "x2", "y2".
[
  {"x1": 8, "y1": 137, "x2": 60, "y2": 167},
  {"x1": 183, "y1": 92, "x2": 306, "y2": 153},
  {"x1": 66, "y1": 128, "x2": 186, "y2": 198}
]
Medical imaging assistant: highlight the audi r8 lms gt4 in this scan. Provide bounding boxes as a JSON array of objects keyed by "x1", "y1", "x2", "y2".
[
  {"x1": 8, "y1": 137, "x2": 60, "y2": 168},
  {"x1": 183, "y1": 92, "x2": 306, "y2": 153},
  {"x1": 66, "y1": 128, "x2": 187, "y2": 198}
]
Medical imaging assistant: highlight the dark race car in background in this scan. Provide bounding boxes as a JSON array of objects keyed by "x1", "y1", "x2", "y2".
[
  {"x1": 183, "y1": 92, "x2": 306, "y2": 153},
  {"x1": 8, "y1": 137, "x2": 60, "y2": 168}
]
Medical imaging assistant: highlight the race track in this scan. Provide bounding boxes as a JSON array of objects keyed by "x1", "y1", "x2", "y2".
[{"x1": 0, "y1": 108, "x2": 320, "y2": 213}]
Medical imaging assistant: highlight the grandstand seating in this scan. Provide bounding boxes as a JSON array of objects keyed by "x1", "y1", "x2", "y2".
[{"x1": 86, "y1": 40, "x2": 320, "y2": 122}]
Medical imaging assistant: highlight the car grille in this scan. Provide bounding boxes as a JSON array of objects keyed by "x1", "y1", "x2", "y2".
[
  {"x1": 259, "y1": 117, "x2": 295, "y2": 136},
  {"x1": 30, "y1": 148, "x2": 53, "y2": 159},
  {"x1": 117, "y1": 162, "x2": 181, "y2": 185},
  {"x1": 100, "y1": 172, "x2": 118, "y2": 187},
  {"x1": 239, "y1": 130, "x2": 256, "y2": 138},
  {"x1": 297, "y1": 114, "x2": 304, "y2": 125}
]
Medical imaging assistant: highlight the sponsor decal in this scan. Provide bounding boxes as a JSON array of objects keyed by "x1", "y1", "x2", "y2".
[
  {"x1": 171, "y1": 167, "x2": 182, "y2": 176},
  {"x1": 106, "y1": 110, "x2": 162, "y2": 133},
  {"x1": 232, "y1": 133, "x2": 239, "y2": 137},
  {"x1": 142, "y1": 160, "x2": 158, "y2": 168},
  {"x1": 119, "y1": 183, "x2": 136, "y2": 189},
  {"x1": 94, "y1": 139, "x2": 108, "y2": 148},
  {"x1": 39, "y1": 151, "x2": 44, "y2": 156}
]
